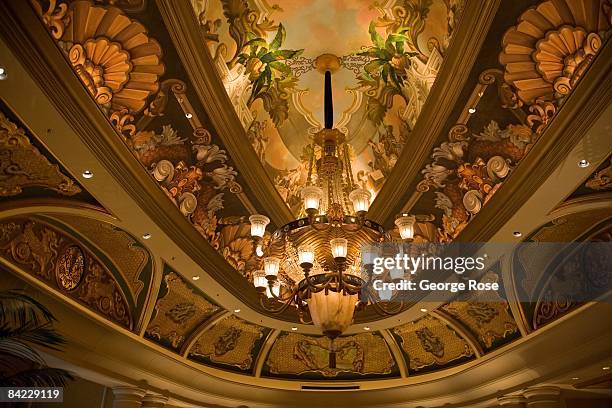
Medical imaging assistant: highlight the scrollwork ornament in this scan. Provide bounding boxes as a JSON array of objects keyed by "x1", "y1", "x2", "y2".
[
  {"x1": 55, "y1": 245, "x2": 86, "y2": 291},
  {"x1": 31, "y1": 0, "x2": 69, "y2": 40}
]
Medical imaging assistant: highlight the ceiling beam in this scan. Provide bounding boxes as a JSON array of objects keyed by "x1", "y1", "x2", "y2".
[
  {"x1": 367, "y1": 0, "x2": 500, "y2": 225},
  {"x1": 155, "y1": 0, "x2": 294, "y2": 227}
]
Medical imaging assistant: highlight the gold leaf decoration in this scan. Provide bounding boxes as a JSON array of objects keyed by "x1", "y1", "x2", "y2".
[
  {"x1": 0, "y1": 111, "x2": 81, "y2": 197},
  {"x1": 0, "y1": 217, "x2": 132, "y2": 328},
  {"x1": 393, "y1": 315, "x2": 474, "y2": 371},
  {"x1": 145, "y1": 272, "x2": 220, "y2": 350},
  {"x1": 265, "y1": 332, "x2": 395, "y2": 377},
  {"x1": 188, "y1": 315, "x2": 264, "y2": 371}
]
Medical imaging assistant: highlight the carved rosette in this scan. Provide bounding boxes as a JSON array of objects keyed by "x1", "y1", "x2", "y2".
[{"x1": 499, "y1": 0, "x2": 610, "y2": 105}]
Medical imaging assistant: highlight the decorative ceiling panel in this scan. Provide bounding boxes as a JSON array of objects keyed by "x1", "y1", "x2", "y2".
[
  {"x1": 263, "y1": 331, "x2": 398, "y2": 379},
  {"x1": 193, "y1": 0, "x2": 464, "y2": 213}
]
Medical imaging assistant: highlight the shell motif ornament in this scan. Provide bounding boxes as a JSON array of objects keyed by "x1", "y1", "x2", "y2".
[
  {"x1": 499, "y1": 0, "x2": 610, "y2": 104},
  {"x1": 55, "y1": 1, "x2": 165, "y2": 114}
]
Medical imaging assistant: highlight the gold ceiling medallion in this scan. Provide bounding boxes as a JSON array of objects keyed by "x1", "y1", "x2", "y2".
[
  {"x1": 499, "y1": 0, "x2": 610, "y2": 105},
  {"x1": 34, "y1": 0, "x2": 165, "y2": 115},
  {"x1": 0, "y1": 111, "x2": 81, "y2": 197}
]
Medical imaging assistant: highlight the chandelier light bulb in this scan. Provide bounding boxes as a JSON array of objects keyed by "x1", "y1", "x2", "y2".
[
  {"x1": 249, "y1": 214, "x2": 270, "y2": 238},
  {"x1": 301, "y1": 186, "x2": 323, "y2": 212},
  {"x1": 395, "y1": 214, "x2": 416, "y2": 240},
  {"x1": 330, "y1": 238, "x2": 348, "y2": 259},
  {"x1": 263, "y1": 256, "x2": 281, "y2": 278},
  {"x1": 253, "y1": 270, "x2": 267, "y2": 289},
  {"x1": 298, "y1": 245, "x2": 315, "y2": 266},
  {"x1": 349, "y1": 188, "x2": 371, "y2": 214}
]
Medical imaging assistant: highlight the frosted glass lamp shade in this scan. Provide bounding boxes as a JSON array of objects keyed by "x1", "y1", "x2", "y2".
[
  {"x1": 395, "y1": 214, "x2": 416, "y2": 240},
  {"x1": 249, "y1": 214, "x2": 270, "y2": 238},
  {"x1": 298, "y1": 246, "x2": 315, "y2": 266},
  {"x1": 330, "y1": 238, "x2": 348, "y2": 259},
  {"x1": 301, "y1": 186, "x2": 323, "y2": 212},
  {"x1": 253, "y1": 270, "x2": 267, "y2": 289},
  {"x1": 263, "y1": 256, "x2": 280, "y2": 277},
  {"x1": 349, "y1": 188, "x2": 371, "y2": 214}
]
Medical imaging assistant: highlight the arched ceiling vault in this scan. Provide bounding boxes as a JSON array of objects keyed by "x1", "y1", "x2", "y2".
[{"x1": 0, "y1": 0, "x2": 611, "y2": 399}]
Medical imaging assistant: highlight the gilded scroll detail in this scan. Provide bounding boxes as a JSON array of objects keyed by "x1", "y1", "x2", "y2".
[{"x1": 0, "y1": 112, "x2": 81, "y2": 197}]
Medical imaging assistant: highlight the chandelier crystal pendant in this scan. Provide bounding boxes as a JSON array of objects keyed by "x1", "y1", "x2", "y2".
[{"x1": 248, "y1": 54, "x2": 412, "y2": 367}]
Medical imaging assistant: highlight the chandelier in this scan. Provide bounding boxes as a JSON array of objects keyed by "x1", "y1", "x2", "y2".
[{"x1": 248, "y1": 55, "x2": 417, "y2": 366}]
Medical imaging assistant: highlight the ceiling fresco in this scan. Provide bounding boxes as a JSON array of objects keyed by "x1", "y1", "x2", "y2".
[{"x1": 192, "y1": 0, "x2": 464, "y2": 213}]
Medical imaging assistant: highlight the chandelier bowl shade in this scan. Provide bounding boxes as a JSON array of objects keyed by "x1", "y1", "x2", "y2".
[{"x1": 308, "y1": 289, "x2": 358, "y2": 339}]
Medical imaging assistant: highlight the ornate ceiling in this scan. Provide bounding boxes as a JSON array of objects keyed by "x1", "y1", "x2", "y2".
[
  {"x1": 192, "y1": 0, "x2": 463, "y2": 212},
  {"x1": 0, "y1": 0, "x2": 611, "y2": 402}
]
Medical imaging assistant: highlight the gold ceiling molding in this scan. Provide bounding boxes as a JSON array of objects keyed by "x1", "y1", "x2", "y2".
[
  {"x1": 0, "y1": 110, "x2": 81, "y2": 197},
  {"x1": 366, "y1": 0, "x2": 501, "y2": 224},
  {"x1": 499, "y1": 0, "x2": 611, "y2": 105},
  {"x1": 32, "y1": 0, "x2": 165, "y2": 115},
  {"x1": 145, "y1": 271, "x2": 221, "y2": 351},
  {"x1": 264, "y1": 332, "x2": 396, "y2": 378},
  {"x1": 0, "y1": 216, "x2": 132, "y2": 329}
]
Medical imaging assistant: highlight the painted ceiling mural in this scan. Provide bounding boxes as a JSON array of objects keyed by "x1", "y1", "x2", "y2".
[{"x1": 192, "y1": 0, "x2": 464, "y2": 213}]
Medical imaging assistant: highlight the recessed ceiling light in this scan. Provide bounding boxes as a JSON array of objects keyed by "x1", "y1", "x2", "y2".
[
  {"x1": 363, "y1": 326, "x2": 370, "y2": 331},
  {"x1": 477, "y1": 91, "x2": 484, "y2": 97},
  {"x1": 142, "y1": 233, "x2": 152, "y2": 240},
  {"x1": 513, "y1": 231, "x2": 522, "y2": 237},
  {"x1": 468, "y1": 108, "x2": 476, "y2": 114},
  {"x1": 192, "y1": 275, "x2": 200, "y2": 281},
  {"x1": 0, "y1": 67, "x2": 7, "y2": 80},
  {"x1": 185, "y1": 113, "x2": 193, "y2": 119},
  {"x1": 291, "y1": 327, "x2": 298, "y2": 331},
  {"x1": 82, "y1": 170, "x2": 94, "y2": 179},
  {"x1": 578, "y1": 159, "x2": 590, "y2": 168},
  {"x1": 420, "y1": 308, "x2": 428, "y2": 313},
  {"x1": 571, "y1": 377, "x2": 580, "y2": 380},
  {"x1": 233, "y1": 309, "x2": 241, "y2": 313},
  {"x1": 603, "y1": 366, "x2": 611, "y2": 370}
]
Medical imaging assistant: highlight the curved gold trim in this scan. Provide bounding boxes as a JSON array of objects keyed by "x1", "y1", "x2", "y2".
[
  {"x1": 253, "y1": 329, "x2": 281, "y2": 378},
  {"x1": 379, "y1": 329, "x2": 408, "y2": 378},
  {"x1": 431, "y1": 309, "x2": 484, "y2": 358},
  {"x1": 180, "y1": 310, "x2": 232, "y2": 357}
]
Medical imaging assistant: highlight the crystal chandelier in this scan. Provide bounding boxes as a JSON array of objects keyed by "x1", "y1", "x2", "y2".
[{"x1": 248, "y1": 55, "x2": 410, "y2": 366}]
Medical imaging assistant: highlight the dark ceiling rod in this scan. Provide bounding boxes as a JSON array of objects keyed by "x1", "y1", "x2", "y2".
[{"x1": 324, "y1": 70, "x2": 333, "y2": 129}]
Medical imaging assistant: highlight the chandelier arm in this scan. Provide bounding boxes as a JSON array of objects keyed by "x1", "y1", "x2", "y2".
[
  {"x1": 266, "y1": 282, "x2": 296, "y2": 303},
  {"x1": 309, "y1": 222, "x2": 331, "y2": 232}
]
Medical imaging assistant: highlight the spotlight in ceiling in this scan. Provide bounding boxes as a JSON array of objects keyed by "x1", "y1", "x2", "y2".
[
  {"x1": 233, "y1": 309, "x2": 241, "y2": 313},
  {"x1": 291, "y1": 327, "x2": 298, "y2": 331},
  {"x1": 192, "y1": 275, "x2": 200, "y2": 281},
  {"x1": 578, "y1": 159, "x2": 590, "y2": 168},
  {"x1": 185, "y1": 113, "x2": 193, "y2": 119},
  {"x1": 468, "y1": 107, "x2": 476, "y2": 114},
  {"x1": 0, "y1": 67, "x2": 7, "y2": 80},
  {"x1": 82, "y1": 170, "x2": 94, "y2": 179},
  {"x1": 513, "y1": 231, "x2": 522, "y2": 237},
  {"x1": 142, "y1": 233, "x2": 152, "y2": 240},
  {"x1": 571, "y1": 377, "x2": 579, "y2": 380},
  {"x1": 363, "y1": 326, "x2": 370, "y2": 331},
  {"x1": 420, "y1": 308, "x2": 428, "y2": 313},
  {"x1": 603, "y1": 366, "x2": 611, "y2": 371}
]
